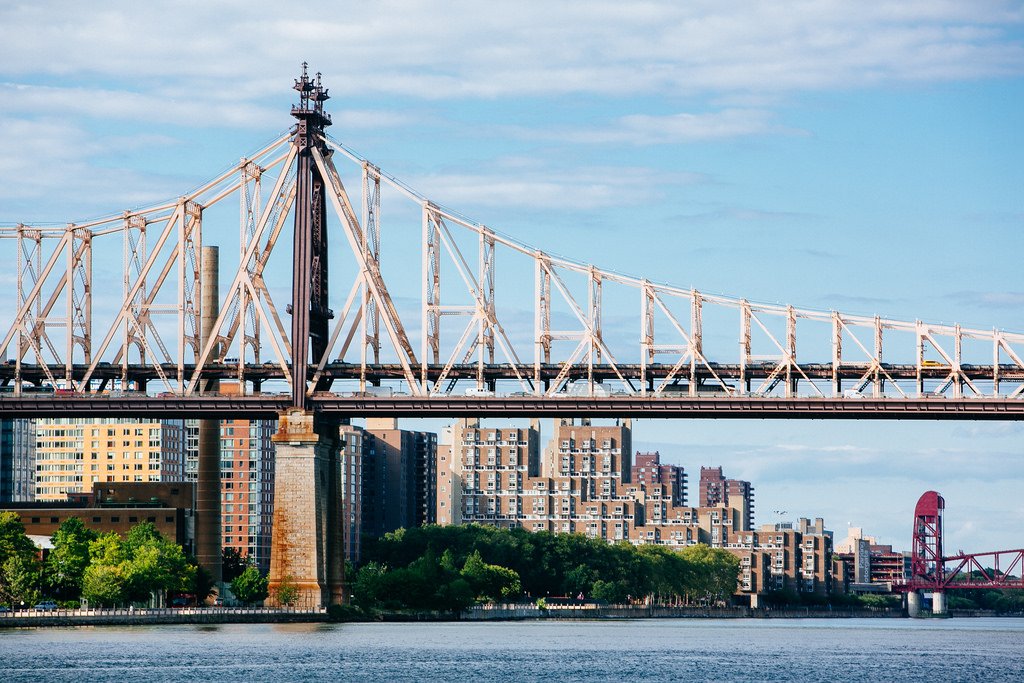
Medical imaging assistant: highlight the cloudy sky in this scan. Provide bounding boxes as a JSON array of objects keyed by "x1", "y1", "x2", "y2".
[{"x1": 1, "y1": 1, "x2": 1023, "y2": 551}]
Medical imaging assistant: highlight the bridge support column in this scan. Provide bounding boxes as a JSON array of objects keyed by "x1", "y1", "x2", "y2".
[
  {"x1": 931, "y1": 590, "x2": 946, "y2": 616},
  {"x1": 907, "y1": 590, "x2": 921, "y2": 617},
  {"x1": 269, "y1": 409, "x2": 345, "y2": 609},
  {"x1": 195, "y1": 245, "x2": 222, "y2": 587}
]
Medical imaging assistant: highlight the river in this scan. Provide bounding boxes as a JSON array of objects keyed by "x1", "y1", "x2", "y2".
[{"x1": 2, "y1": 618, "x2": 1022, "y2": 681}]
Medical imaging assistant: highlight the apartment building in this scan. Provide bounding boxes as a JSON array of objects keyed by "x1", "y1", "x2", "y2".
[
  {"x1": 1, "y1": 419, "x2": 35, "y2": 502},
  {"x1": 724, "y1": 519, "x2": 834, "y2": 603},
  {"x1": 34, "y1": 417, "x2": 186, "y2": 502},
  {"x1": 631, "y1": 451, "x2": 686, "y2": 507},
  {"x1": 699, "y1": 465, "x2": 755, "y2": 531}
]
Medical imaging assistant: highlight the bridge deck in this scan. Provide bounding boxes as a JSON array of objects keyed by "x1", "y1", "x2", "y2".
[{"x1": 0, "y1": 395, "x2": 1021, "y2": 419}]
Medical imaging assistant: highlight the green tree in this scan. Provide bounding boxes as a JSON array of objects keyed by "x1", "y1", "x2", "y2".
[
  {"x1": 231, "y1": 566, "x2": 269, "y2": 605},
  {"x1": 0, "y1": 512, "x2": 41, "y2": 607},
  {"x1": 591, "y1": 578, "x2": 629, "y2": 603},
  {"x1": 90, "y1": 532, "x2": 127, "y2": 566},
  {"x1": 678, "y1": 544, "x2": 739, "y2": 604},
  {"x1": 0, "y1": 512, "x2": 38, "y2": 568},
  {"x1": 1, "y1": 555, "x2": 41, "y2": 608},
  {"x1": 83, "y1": 524, "x2": 197, "y2": 606},
  {"x1": 223, "y1": 547, "x2": 248, "y2": 582},
  {"x1": 45, "y1": 517, "x2": 97, "y2": 602},
  {"x1": 82, "y1": 563, "x2": 126, "y2": 607},
  {"x1": 276, "y1": 575, "x2": 299, "y2": 606},
  {"x1": 461, "y1": 550, "x2": 522, "y2": 602},
  {"x1": 119, "y1": 525, "x2": 195, "y2": 603},
  {"x1": 352, "y1": 562, "x2": 390, "y2": 610},
  {"x1": 193, "y1": 563, "x2": 217, "y2": 603}
]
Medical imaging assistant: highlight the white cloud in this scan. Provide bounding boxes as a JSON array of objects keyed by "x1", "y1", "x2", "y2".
[
  {"x1": 405, "y1": 164, "x2": 702, "y2": 210},
  {"x1": 0, "y1": 1, "x2": 1020, "y2": 100},
  {"x1": 947, "y1": 291, "x2": 1024, "y2": 309},
  {"x1": 522, "y1": 110, "x2": 795, "y2": 145}
]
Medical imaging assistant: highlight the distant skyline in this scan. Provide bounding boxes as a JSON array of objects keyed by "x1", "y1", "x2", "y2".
[{"x1": 1, "y1": 2, "x2": 1022, "y2": 551}]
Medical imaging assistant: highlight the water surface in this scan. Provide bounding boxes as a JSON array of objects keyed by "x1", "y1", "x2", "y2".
[{"x1": 2, "y1": 618, "x2": 1021, "y2": 681}]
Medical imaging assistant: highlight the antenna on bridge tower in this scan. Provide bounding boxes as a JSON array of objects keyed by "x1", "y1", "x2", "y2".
[{"x1": 289, "y1": 63, "x2": 334, "y2": 409}]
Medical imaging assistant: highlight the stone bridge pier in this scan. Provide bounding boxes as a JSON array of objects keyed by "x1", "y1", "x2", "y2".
[{"x1": 268, "y1": 409, "x2": 345, "y2": 609}]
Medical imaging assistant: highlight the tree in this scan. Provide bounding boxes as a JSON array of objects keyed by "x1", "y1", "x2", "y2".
[
  {"x1": 82, "y1": 563, "x2": 126, "y2": 607},
  {"x1": 1, "y1": 555, "x2": 41, "y2": 608},
  {"x1": 121, "y1": 525, "x2": 195, "y2": 603},
  {"x1": 591, "y1": 578, "x2": 629, "y2": 604},
  {"x1": 192, "y1": 564, "x2": 217, "y2": 603},
  {"x1": 231, "y1": 566, "x2": 269, "y2": 605},
  {"x1": 352, "y1": 562, "x2": 390, "y2": 610},
  {"x1": 223, "y1": 547, "x2": 248, "y2": 582},
  {"x1": 45, "y1": 517, "x2": 97, "y2": 602},
  {"x1": 678, "y1": 544, "x2": 739, "y2": 604},
  {"x1": 84, "y1": 524, "x2": 197, "y2": 606},
  {"x1": 0, "y1": 512, "x2": 38, "y2": 568},
  {"x1": 0, "y1": 512, "x2": 41, "y2": 607},
  {"x1": 461, "y1": 550, "x2": 522, "y2": 602},
  {"x1": 276, "y1": 575, "x2": 299, "y2": 607}
]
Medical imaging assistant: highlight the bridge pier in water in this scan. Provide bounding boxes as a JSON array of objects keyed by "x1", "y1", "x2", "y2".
[
  {"x1": 268, "y1": 409, "x2": 345, "y2": 609},
  {"x1": 906, "y1": 590, "x2": 921, "y2": 617},
  {"x1": 931, "y1": 591, "x2": 946, "y2": 616},
  {"x1": 906, "y1": 589, "x2": 948, "y2": 617}
]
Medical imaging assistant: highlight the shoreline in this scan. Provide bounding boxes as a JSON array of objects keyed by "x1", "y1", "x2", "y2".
[{"x1": 2, "y1": 605, "x2": 1017, "y2": 627}]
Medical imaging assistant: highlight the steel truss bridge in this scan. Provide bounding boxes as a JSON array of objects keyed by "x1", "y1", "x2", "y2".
[
  {"x1": 2, "y1": 68, "x2": 1023, "y2": 419},
  {"x1": 900, "y1": 491, "x2": 1023, "y2": 593}
]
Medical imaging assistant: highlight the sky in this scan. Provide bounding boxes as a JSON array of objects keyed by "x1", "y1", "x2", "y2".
[{"x1": 1, "y1": 1, "x2": 1023, "y2": 552}]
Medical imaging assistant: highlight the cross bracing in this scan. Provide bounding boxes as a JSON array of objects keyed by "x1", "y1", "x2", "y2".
[{"x1": 1, "y1": 127, "x2": 1023, "y2": 409}]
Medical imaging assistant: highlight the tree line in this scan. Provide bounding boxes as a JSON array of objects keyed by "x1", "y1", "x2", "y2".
[
  {"x1": 0, "y1": 511, "x2": 204, "y2": 608},
  {"x1": 353, "y1": 524, "x2": 740, "y2": 613}
]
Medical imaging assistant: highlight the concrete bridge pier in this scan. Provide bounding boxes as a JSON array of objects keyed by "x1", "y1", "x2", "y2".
[
  {"x1": 932, "y1": 591, "x2": 946, "y2": 616},
  {"x1": 268, "y1": 409, "x2": 345, "y2": 609},
  {"x1": 907, "y1": 590, "x2": 921, "y2": 618}
]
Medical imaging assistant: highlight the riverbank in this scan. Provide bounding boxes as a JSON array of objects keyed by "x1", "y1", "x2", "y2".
[
  {"x1": 0, "y1": 603, "x2": 910, "y2": 626},
  {"x1": 460, "y1": 603, "x2": 904, "y2": 621},
  {"x1": 0, "y1": 606, "x2": 327, "y2": 627}
]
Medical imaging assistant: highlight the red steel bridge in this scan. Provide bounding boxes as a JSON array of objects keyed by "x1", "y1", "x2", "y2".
[
  {"x1": 901, "y1": 491, "x2": 1024, "y2": 593},
  {"x1": 1, "y1": 67, "x2": 1023, "y2": 420}
]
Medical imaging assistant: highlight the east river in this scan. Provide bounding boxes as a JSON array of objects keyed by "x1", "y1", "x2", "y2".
[{"x1": 2, "y1": 618, "x2": 1022, "y2": 681}]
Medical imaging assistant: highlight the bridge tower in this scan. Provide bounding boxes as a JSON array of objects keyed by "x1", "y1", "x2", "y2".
[
  {"x1": 268, "y1": 65, "x2": 344, "y2": 608},
  {"x1": 908, "y1": 490, "x2": 945, "y2": 616}
]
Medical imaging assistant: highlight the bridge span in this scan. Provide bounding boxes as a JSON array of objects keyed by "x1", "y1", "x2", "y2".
[{"x1": 1, "y1": 393, "x2": 1021, "y2": 420}]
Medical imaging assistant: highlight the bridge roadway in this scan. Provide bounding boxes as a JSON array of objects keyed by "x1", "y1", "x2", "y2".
[
  {"x1": 0, "y1": 394, "x2": 1021, "y2": 420},
  {"x1": 2, "y1": 361, "x2": 1023, "y2": 388}
]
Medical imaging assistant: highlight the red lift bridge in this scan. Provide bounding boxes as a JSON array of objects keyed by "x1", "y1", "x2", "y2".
[{"x1": 899, "y1": 490, "x2": 1024, "y2": 592}]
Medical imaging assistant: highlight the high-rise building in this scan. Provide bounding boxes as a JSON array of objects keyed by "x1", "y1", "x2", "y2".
[
  {"x1": 724, "y1": 520, "x2": 835, "y2": 600},
  {"x1": 699, "y1": 466, "x2": 755, "y2": 530},
  {"x1": 443, "y1": 418, "x2": 541, "y2": 529},
  {"x1": 435, "y1": 418, "x2": 838, "y2": 604},
  {"x1": 543, "y1": 418, "x2": 633, "y2": 485},
  {"x1": 182, "y1": 384, "x2": 276, "y2": 572},
  {"x1": 441, "y1": 418, "x2": 641, "y2": 541},
  {"x1": 339, "y1": 424, "x2": 365, "y2": 564},
  {"x1": 362, "y1": 418, "x2": 437, "y2": 533},
  {"x1": 219, "y1": 417, "x2": 276, "y2": 574},
  {"x1": 1, "y1": 419, "x2": 35, "y2": 502},
  {"x1": 34, "y1": 418, "x2": 186, "y2": 502},
  {"x1": 631, "y1": 451, "x2": 686, "y2": 506},
  {"x1": 435, "y1": 427, "x2": 458, "y2": 526}
]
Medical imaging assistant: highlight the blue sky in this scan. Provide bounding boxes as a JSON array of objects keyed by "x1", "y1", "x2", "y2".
[{"x1": 1, "y1": 1, "x2": 1023, "y2": 552}]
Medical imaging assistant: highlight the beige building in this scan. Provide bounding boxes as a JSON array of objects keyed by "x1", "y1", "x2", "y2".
[
  {"x1": 724, "y1": 520, "x2": 835, "y2": 601},
  {"x1": 435, "y1": 418, "x2": 838, "y2": 603},
  {"x1": 34, "y1": 418, "x2": 186, "y2": 502}
]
